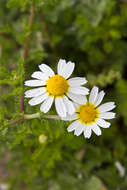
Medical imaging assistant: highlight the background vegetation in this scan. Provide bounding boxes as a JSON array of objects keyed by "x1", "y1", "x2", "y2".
[{"x1": 0, "y1": 0, "x2": 127, "y2": 189}]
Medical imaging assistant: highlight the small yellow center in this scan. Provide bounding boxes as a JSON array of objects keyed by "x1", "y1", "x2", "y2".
[
  {"x1": 46, "y1": 75, "x2": 69, "y2": 97},
  {"x1": 77, "y1": 103, "x2": 99, "y2": 125}
]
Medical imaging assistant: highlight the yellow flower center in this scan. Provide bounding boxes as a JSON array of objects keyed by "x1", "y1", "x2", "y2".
[
  {"x1": 46, "y1": 75, "x2": 69, "y2": 97},
  {"x1": 76, "y1": 103, "x2": 99, "y2": 125}
]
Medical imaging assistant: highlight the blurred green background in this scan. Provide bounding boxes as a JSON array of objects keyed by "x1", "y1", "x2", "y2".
[{"x1": 0, "y1": 0, "x2": 127, "y2": 189}]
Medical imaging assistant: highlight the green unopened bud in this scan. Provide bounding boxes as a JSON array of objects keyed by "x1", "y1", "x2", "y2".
[{"x1": 39, "y1": 134, "x2": 47, "y2": 144}]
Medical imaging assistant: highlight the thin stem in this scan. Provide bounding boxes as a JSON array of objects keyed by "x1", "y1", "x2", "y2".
[
  {"x1": 20, "y1": 5, "x2": 35, "y2": 113},
  {"x1": 9, "y1": 117, "x2": 25, "y2": 126},
  {"x1": 25, "y1": 113, "x2": 60, "y2": 120},
  {"x1": 8, "y1": 113, "x2": 60, "y2": 126}
]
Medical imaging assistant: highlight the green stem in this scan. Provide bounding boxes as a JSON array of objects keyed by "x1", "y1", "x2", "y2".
[
  {"x1": 24, "y1": 113, "x2": 60, "y2": 120},
  {"x1": 20, "y1": 5, "x2": 35, "y2": 113},
  {"x1": 8, "y1": 113, "x2": 60, "y2": 126}
]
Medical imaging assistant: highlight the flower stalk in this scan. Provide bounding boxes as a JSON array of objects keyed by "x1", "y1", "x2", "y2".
[
  {"x1": 20, "y1": 5, "x2": 35, "y2": 113},
  {"x1": 8, "y1": 113, "x2": 60, "y2": 126},
  {"x1": 25, "y1": 113, "x2": 60, "y2": 120}
]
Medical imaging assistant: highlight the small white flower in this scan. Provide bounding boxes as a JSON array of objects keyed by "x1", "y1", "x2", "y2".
[
  {"x1": 62, "y1": 86, "x2": 116, "y2": 138},
  {"x1": 24, "y1": 59, "x2": 89, "y2": 117}
]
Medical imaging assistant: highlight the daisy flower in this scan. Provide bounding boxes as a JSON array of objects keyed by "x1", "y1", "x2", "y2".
[
  {"x1": 62, "y1": 86, "x2": 116, "y2": 138},
  {"x1": 24, "y1": 59, "x2": 89, "y2": 117}
]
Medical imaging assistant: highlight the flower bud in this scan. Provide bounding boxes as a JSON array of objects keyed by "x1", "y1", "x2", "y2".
[{"x1": 39, "y1": 134, "x2": 47, "y2": 144}]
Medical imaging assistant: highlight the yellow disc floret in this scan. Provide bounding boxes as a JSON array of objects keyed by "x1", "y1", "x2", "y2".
[
  {"x1": 77, "y1": 103, "x2": 99, "y2": 125},
  {"x1": 46, "y1": 75, "x2": 69, "y2": 97}
]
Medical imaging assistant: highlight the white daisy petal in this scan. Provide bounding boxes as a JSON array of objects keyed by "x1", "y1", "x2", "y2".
[
  {"x1": 94, "y1": 90, "x2": 105, "y2": 107},
  {"x1": 63, "y1": 61, "x2": 75, "y2": 79},
  {"x1": 24, "y1": 80, "x2": 45, "y2": 87},
  {"x1": 39, "y1": 64, "x2": 55, "y2": 77},
  {"x1": 63, "y1": 96, "x2": 75, "y2": 115},
  {"x1": 67, "y1": 92, "x2": 87, "y2": 104},
  {"x1": 74, "y1": 123, "x2": 84, "y2": 136},
  {"x1": 73, "y1": 102, "x2": 80, "y2": 110},
  {"x1": 84, "y1": 126, "x2": 92, "y2": 139},
  {"x1": 89, "y1": 86, "x2": 99, "y2": 104},
  {"x1": 40, "y1": 96, "x2": 54, "y2": 113},
  {"x1": 25, "y1": 87, "x2": 46, "y2": 98},
  {"x1": 69, "y1": 87, "x2": 89, "y2": 95},
  {"x1": 100, "y1": 112, "x2": 116, "y2": 119},
  {"x1": 57, "y1": 59, "x2": 66, "y2": 75},
  {"x1": 61, "y1": 114, "x2": 77, "y2": 121},
  {"x1": 58, "y1": 59, "x2": 75, "y2": 79},
  {"x1": 31, "y1": 71, "x2": 48, "y2": 81},
  {"x1": 28, "y1": 93, "x2": 48, "y2": 106},
  {"x1": 96, "y1": 118, "x2": 111, "y2": 128},
  {"x1": 55, "y1": 98, "x2": 67, "y2": 117},
  {"x1": 98, "y1": 102, "x2": 116, "y2": 113},
  {"x1": 67, "y1": 120, "x2": 80, "y2": 132},
  {"x1": 91, "y1": 123, "x2": 102, "y2": 136},
  {"x1": 68, "y1": 77, "x2": 87, "y2": 86}
]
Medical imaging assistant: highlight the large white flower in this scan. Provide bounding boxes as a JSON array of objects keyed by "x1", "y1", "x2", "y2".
[
  {"x1": 24, "y1": 59, "x2": 89, "y2": 117},
  {"x1": 62, "y1": 86, "x2": 116, "y2": 138}
]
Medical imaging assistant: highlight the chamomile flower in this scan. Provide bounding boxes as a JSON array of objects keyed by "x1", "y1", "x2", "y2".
[
  {"x1": 24, "y1": 59, "x2": 89, "y2": 117},
  {"x1": 62, "y1": 86, "x2": 116, "y2": 138}
]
